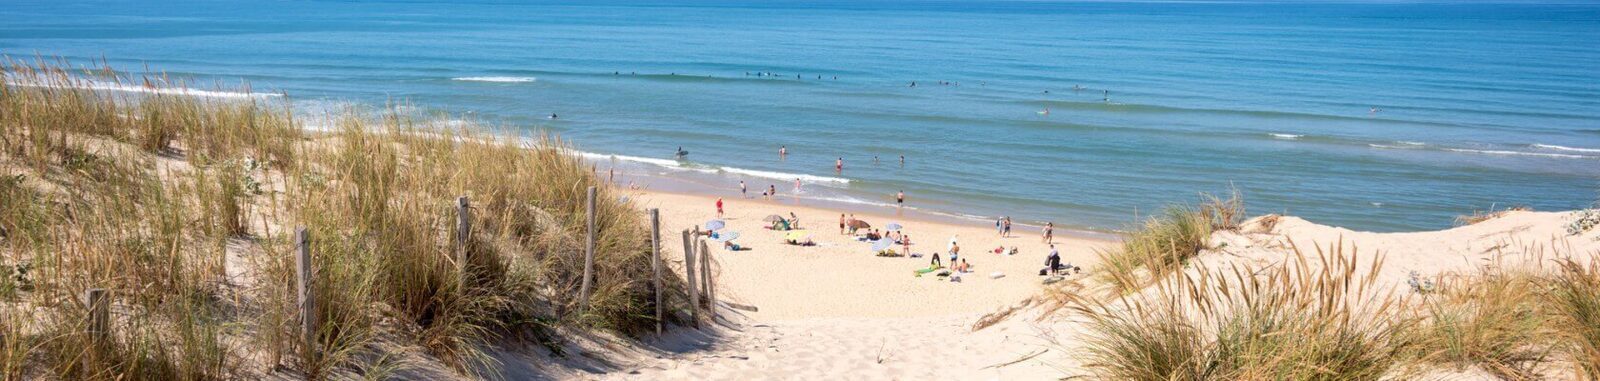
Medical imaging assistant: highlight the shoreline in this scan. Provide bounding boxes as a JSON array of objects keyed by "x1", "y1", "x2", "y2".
[{"x1": 586, "y1": 150, "x2": 1126, "y2": 240}]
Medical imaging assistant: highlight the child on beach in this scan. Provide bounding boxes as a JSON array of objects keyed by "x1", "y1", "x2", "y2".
[
  {"x1": 740, "y1": 181, "x2": 747, "y2": 198},
  {"x1": 715, "y1": 197, "x2": 724, "y2": 218}
]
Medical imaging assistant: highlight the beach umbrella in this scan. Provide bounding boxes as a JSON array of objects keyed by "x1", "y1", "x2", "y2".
[
  {"x1": 762, "y1": 214, "x2": 785, "y2": 223},
  {"x1": 848, "y1": 219, "x2": 871, "y2": 229},
  {"x1": 711, "y1": 231, "x2": 740, "y2": 242},
  {"x1": 885, "y1": 222, "x2": 903, "y2": 231},
  {"x1": 785, "y1": 230, "x2": 812, "y2": 241},
  {"x1": 870, "y1": 238, "x2": 894, "y2": 252},
  {"x1": 705, "y1": 220, "x2": 726, "y2": 231}
]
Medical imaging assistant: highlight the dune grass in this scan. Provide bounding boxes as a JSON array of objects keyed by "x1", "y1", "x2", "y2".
[
  {"x1": 1070, "y1": 241, "x2": 1411, "y2": 380},
  {"x1": 1096, "y1": 190, "x2": 1242, "y2": 294},
  {"x1": 1411, "y1": 266, "x2": 1552, "y2": 379},
  {"x1": 1, "y1": 57, "x2": 684, "y2": 379}
]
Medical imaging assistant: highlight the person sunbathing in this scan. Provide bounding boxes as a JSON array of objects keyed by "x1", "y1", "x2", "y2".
[{"x1": 954, "y1": 259, "x2": 971, "y2": 273}]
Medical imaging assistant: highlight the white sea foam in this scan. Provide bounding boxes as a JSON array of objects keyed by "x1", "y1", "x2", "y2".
[
  {"x1": 1269, "y1": 133, "x2": 1303, "y2": 140},
  {"x1": 452, "y1": 76, "x2": 537, "y2": 83},
  {"x1": 578, "y1": 151, "x2": 851, "y2": 185},
  {"x1": 1446, "y1": 148, "x2": 1591, "y2": 159},
  {"x1": 1532, "y1": 143, "x2": 1600, "y2": 153},
  {"x1": 722, "y1": 167, "x2": 851, "y2": 184},
  {"x1": 1397, "y1": 141, "x2": 1426, "y2": 146},
  {"x1": 6, "y1": 78, "x2": 281, "y2": 99}
]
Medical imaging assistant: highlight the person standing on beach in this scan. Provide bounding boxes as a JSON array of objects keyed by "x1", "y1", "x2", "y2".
[
  {"x1": 1042, "y1": 222, "x2": 1054, "y2": 244},
  {"x1": 769, "y1": 185, "x2": 777, "y2": 200},
  {"x1": 996, "y1": 218, "x2": 1004, "y2": 236},
  {"x1": 896, "y1": 190, "x2": 905, "y2": 207},
  {"x1": 1003, "y1": 217, "x2": 1013, "y2": 237},
  {"x1": 715, "y1": 197, "x2": 724, "y2": 218},
  {"x1": 839, "y1": 214, "x2": 847, "y2": 235},
  {"x1": 794, "y1": 178, "x2": 802, "y2": 193},
  {"x1": 740, "y1": 181, "x2": 747, "y2": 198}
]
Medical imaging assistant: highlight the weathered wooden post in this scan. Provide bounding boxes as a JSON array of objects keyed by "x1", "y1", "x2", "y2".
[
  {"x1": 699, "y1": 239, "x2": 716, "y2": 322},
  {"x1": 649, "y1": 208, "x2": 663, "y2": 335},
  {"x1": 578, "y1": 187, "x2": 597, "y2": 315},
  {"x1": 456, "y1": 196, "x2": 470, "y2": 280},
  {"x1": 295, "y1": 227, "x2": 316, "y2": 361},
  {"x1": 82, "y1": 287, "x2": 108, "y2": 370},
  {"x1": 681, "y1": 229, "x2": 699, "y2": 328}
]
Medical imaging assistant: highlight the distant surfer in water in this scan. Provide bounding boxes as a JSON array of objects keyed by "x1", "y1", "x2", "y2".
[
  {"x1": 909, "y1": 81, "x2": 916, "y2": 87},
  {"x1": 675, "y1": 146, "x2": 688, "y2": 158},
  {"x1": 549, "y1": 113, "x2": 558, "y2": 119}
]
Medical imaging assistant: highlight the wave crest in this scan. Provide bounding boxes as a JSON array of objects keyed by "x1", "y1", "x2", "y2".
[{"x1": 452, "y1": 76, "x2": 537, "y2": 83}]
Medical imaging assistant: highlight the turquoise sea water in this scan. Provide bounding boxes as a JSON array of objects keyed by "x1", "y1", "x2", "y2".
[{"x1": 3, "y1": 1, "x2": 1598, "y2": 232}]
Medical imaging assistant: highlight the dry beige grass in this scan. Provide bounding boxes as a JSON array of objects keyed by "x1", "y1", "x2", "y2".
[{"x1": 1, "y1": 57, "x2": 685, "y2": 380}]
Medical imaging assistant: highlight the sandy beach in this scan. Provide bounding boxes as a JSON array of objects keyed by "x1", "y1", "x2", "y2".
[
  {"x1": 571, "y1": 189, "x2": 1109, "y2": 379},
  {"x1": 585, "y1": 188, "x2": 1600, "y2": 380},
  {"x1": 628, "y1": 189, "x2": 1118, "y2": 320}
]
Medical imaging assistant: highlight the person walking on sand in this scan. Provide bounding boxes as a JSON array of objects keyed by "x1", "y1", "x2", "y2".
[
  {"x1": 1003, "y1": 217, "x2": 1013, "y2": 237},
  {"x1": 839, "y1": 214, "x2": 848, "y2": 235},
  {"x1": 715, "y1": 197, "x2": 724, "y2": 218},
  {"x1": 995, "y1": 218, "x2": 1004, "y2": 236},
  {"x1": 896, "y1": 190, "x2": 905, "y2": 207},
  {"x1": 740, "y1": 181, "x2": 747, "y2": 198},
  {"x1": 1042, "y1": 222, "x2": 1054, "y2": 244}
]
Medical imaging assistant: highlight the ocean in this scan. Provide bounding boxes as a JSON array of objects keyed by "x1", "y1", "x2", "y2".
[{"x1": 3, "y1": 0, "x2": 1597, "y2": 232}]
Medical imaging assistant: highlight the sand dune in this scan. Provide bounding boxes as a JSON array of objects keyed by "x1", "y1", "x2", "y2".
[{"x1": 581, "y1": 189, "x2": 1599, "y2": 380}]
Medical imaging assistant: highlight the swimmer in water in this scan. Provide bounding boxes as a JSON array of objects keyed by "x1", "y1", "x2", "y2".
[
  {"x1": 780, "y1": 145, "x2": 787, "y2": 157},
  {"x1": 835, "y1": 157, "x2": 843, "y2": 173},
  {"x1": 1370, "y1": 107, "x2": 1382, "y2": 114},
  {"x1": 910, "y1": 81, "x2": 916, "y2": 87},
  {"x1": 1103, "y1": 90, "x2": 1110, "y2": 103},
  {"x1": 549, "y1": 113, "x2": 558, "y2": 119},
  {"x1": 794, "y1": 178, "x2": 802, "y2": 193}
]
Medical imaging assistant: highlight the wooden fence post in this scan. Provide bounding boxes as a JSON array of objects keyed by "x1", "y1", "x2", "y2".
[
  {"x1": 649, "y1": 208, "x2": 663, "y2": 335},
  {"x1": 456, "y1": 196, "x2": 470, "y2": 280},
  {"x1": 699, "y1": 239, "x2": 716, "y2": 322},
  {"x1": 681, "y1": 229, "x2": 699, "y2": 328},
  {"x1": 578, "y1": 187, "x2": 597, "y2": 315},
  {"x1": 82, "y1": 288, "x2": 108, "y2": 370},
  {"x1": 295, "y1": 227, "x2": 316, "y2": 361}
]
